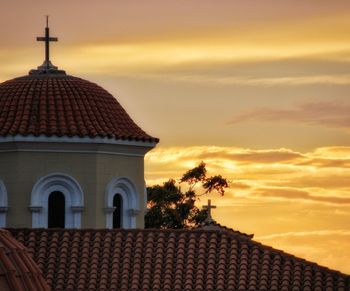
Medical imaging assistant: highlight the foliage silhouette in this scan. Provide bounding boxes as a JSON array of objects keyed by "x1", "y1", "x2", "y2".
[{"x1": 145, "y1": 162, "x2": 229, "y2": 229}]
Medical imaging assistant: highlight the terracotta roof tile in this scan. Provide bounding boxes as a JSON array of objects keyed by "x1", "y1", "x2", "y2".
[
  {"x1": 0, "y1": 74, "x2": 158, "y2": 143},
  {"x1": 0, "y1": 229, "x2": 50, "y2": 291},
  {"x1": 6, "y1": 228, "x2": 350, "y2": 291}
]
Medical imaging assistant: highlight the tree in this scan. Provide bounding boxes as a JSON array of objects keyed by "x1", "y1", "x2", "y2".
[{"x1": 145, "y1": 162, "x2": 229, "y2": 229}]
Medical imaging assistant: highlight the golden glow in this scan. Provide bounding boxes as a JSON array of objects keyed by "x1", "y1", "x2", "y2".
[
  {"x1": 1, "y1": 0, "x2": 350, "y2": 277},
  {"x1": 59, "y1": 39, "x2": 350, "y2": 81},
  {"x1": 146, "y1": 146, "x2": 350, "y2": 274},
  {"x1": 2, "y1": 13, "x2": 350, "y2": 83}
]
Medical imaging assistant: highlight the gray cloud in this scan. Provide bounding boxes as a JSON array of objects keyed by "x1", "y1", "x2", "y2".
[{"x1": 228, "y1": 101, "x2": 350, "y2": 129}]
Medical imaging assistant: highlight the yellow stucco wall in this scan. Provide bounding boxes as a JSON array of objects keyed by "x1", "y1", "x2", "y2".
[{"x1": 0, "y1": 150, "x2": 146, "y2": 228}]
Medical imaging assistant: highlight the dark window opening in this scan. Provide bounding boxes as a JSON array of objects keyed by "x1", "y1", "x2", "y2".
[
  {"x1": 113, "y1": 194, "x2": 123, "y2": 228},
  {"x1": 48, "y1": 191, "x2": 65, "y2": 228}
]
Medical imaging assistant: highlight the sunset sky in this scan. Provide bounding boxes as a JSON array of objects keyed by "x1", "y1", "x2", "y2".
[{"x1": 1, "y1": 0, "x2": 350, "y2": 274}]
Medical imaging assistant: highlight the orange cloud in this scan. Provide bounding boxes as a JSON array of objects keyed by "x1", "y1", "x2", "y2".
[
  {"x1": 146, "y1": 145, "x2": 350, "y2": 200},
  {"x1": 147, "y1": 146, "x2": 304, "y2": 164},
  {"x1": 252, "y1": 187, "x2": 350, "y2": 205},
  {"x1": 230, "y1": 181, "x2": 251, "y2": 190},
  {"x1": 279, "y1": 173, "x2": 350, "y2": 189},
  {"x1": 313, "y1": 146, "x2": 350, "y2": 157},
  {"x1": 256, "y1": 229, "x2": 350, "y2": 240},
  {"x1": 217, "y1": 149, "x2": 304, "y2": 164},
  {"x1": 297, "y1": 157, "x2": 350, "y2": 168}
]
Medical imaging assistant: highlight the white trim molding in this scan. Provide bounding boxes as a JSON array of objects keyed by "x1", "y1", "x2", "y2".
[
  {"x1": 0, "y1": 180, "x2": 8, "y2": 227},
  {"x1": 105, "y1": 177, "x2": 140, "y2": 229},
  {"x1": 0, "y1": 135, "x2": 156, "y2": 157},
  {"x1": 0, "y1": 134, "x2": 157, "y2": 147},
  {"x1": 30, "y1": 173, "x2": 84, "y2": 228}
]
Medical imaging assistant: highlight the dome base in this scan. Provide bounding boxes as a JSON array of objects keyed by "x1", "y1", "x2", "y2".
[{"x1": 29, "y1": 60, "x2": 66, "y2": 75}]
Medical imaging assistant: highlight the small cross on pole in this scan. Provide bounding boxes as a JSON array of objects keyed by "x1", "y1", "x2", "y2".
[
  {"x1": 36, "y1": 15, "x2": 58, "y2": 69},
  {"x1": 203, "y1": 199, "x2": 216, "y2": 223}
]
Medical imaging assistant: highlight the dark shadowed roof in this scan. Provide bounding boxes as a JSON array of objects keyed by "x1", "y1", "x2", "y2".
[
  {"x1": 9, "y1": 228, "x2": 350, "y2": 291},
  {"x1": 0, "y1": 73, "x2": 158, "y2": 143},
  {"x1": 0, "y1": 229, "x2": 50, "y2": 291}
]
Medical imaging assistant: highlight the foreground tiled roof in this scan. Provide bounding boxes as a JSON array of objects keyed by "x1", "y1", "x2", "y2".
[
  {"x1": 0, "y1": 74, "x2": 158, "y2": 142},
  {"x1": 0, "y1": 229, "x2": 50, "y2": 291},
  {"x1": 8, "y1": 228, "x2": 350, "y2": 291}
]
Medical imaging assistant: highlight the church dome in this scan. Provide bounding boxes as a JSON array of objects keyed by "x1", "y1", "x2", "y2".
[{"x1": 0, "y1": 72, "x2": 158, "y2": 143}]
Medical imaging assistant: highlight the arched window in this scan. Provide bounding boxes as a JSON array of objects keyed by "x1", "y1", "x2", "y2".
[
  {"x1": 105, "y1": 177, "x2": 140, "y2": 229},
  {"x1": 48, "y1": 191, "x2": 65, "y2": 228},
  {"x1": 30, "y1": 173, "x2": 84, "y2": 228},
  {"x1": 113, "y1": 194, "x2": 123, "y2": 228}
]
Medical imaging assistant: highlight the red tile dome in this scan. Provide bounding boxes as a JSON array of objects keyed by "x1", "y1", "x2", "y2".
[
  {"x1": 0, "y1": 229, "x2": 50, "y2": 291},
  {"x1": 0, "y1": 72, "x2": 158, "y2": 143}
]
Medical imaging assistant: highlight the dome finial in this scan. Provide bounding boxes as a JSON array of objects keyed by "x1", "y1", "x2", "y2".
[
  {"x1": 36, "y1": 15, "x2": 58, "y2": 70},
  {"x1": 30, "y1": 16, "x2": 65, "y2": 75}
]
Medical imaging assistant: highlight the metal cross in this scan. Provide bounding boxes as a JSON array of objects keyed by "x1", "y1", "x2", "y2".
[
  {"x1": 36, "y1": 16, "x2": 58, "y2": 68},
  {"x1": 203, "y1": 199, "x2": 216, "y2": 221}
]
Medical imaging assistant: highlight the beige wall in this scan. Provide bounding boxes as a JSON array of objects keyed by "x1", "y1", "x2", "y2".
[{"x1": 0, "y1": 148, "x2": 147, "y2": 228}]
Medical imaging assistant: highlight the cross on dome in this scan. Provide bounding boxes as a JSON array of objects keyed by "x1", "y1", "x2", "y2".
[
  {"x1": 36, "y1": 16, "x2": 58, "y2": 70},
  {"x1": 203, "y1": 199, "x2": 216, "y2": 222}
]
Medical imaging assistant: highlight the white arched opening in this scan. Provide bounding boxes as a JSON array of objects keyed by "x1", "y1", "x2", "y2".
[
  {"x1": 104, "y1": 177, "x2": 140, "y2": 229},
  {"x1": 0, "y1": 180, "x2": 8, "y2": 227},
  {"x1": 30, "y1": 173, "x2": 84, "y2": 228}
]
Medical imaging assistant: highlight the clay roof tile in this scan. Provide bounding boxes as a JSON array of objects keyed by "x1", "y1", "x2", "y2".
[
  {"x1": 0, "y1": 74, "x2": 159, "y2": 143},
  {"x1": 0, "y1": 229, "x2": 50, "y2": 291},
  {"x1": 5, "y1": 228, "x2": 350, "y2": 291}
]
